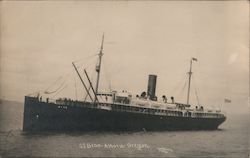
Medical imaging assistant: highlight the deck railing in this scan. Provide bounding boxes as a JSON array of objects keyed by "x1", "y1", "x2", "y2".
[{"x1": 35, "y1": 96, "x2": 225, "y2": 119}]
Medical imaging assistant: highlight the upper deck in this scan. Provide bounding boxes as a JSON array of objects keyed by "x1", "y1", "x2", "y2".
[{"x1": 30, "y1": 95, "x2": 226, "y2": 119}]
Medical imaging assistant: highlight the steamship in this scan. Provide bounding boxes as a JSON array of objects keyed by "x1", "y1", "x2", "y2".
[{"x1": 23, "y1": 35, "x2": 226, "y2": 131}]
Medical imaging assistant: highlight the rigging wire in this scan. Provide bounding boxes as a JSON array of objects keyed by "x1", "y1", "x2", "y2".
[
  {"x1": 71, "y1": 57, "x2": 97, "y2": 101},
  {"x1": 28, "y1": 54, "x2": 98, "y2": 98},
  {"x1": 44, "y1": 71, "x2": 73, "y2": 95},
  {"x1": 179, "y1": 77, "x2": 188, "y2": 101},
  {"x1": 102, "y1": 60, "x2": 112, "y2": 92},
  {"x1": 192, "y1": 75, "x2": 201, "y2": 106},
  {"x1": 42, "y1": 70, "x2": 72, "y2": 94},
  {"x1": 170, "y1": 69, "x2": 188, "y2": 94},
  {"x1": 51, "y1": 84, "x2": 68, "y2": 99},
  {"x1": 46, "y1": 70, "x2": 74, "y2": 98},
  {"x1": 73, "y1": 53, "x2": 97, "y2": 65},
  {"x1": 74, "y1": 53, "x2": 99, "y2": 71},
  {"x1": 170, "y1": 71, "x2": 188, "y2": 102},
  {"x1": 44, "y1": 79, "x2": 67, "y2": 94},
  {"x1": 44, "y1": 76, "x2": 63, "y2": 92}
]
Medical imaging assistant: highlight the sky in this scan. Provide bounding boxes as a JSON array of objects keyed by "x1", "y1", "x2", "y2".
[{"x1": 0, "y1": 1, "x2": 249, "y2": 115}]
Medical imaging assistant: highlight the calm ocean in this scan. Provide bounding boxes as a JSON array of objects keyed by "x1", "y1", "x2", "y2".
[{"x1": 0, "y1": 100, "x2": 249, "y2": 157}]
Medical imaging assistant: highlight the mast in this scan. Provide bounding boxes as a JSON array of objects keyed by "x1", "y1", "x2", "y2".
[
  {"x1": 187, "y1": 57, "x2": 197, "y2": 105},
  {"x1": 95, "y1": 34, "x2": 104, "y2": 102}
]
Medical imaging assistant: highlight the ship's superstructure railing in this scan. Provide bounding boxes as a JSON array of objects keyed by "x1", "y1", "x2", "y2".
[
  {"x1": 33, "y1": 94, "x2": 225, "y2": 119},
  {"x1": 110, "y1": 100, "x2": 225, "y2": 119}
]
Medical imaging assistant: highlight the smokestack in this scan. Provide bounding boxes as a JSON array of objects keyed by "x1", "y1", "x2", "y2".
[{"x1": 147, "y1": 74, "x2": 157, "y2": 100}]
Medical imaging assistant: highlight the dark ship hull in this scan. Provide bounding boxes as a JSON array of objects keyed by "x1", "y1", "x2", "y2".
[{"x1": 23, "y1": 96, "x2": 226, "y2": 132}]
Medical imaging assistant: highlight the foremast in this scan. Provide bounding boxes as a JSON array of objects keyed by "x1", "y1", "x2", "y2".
[{"x1": 95, "y1": 34, "x2": 105, "y2": 103}]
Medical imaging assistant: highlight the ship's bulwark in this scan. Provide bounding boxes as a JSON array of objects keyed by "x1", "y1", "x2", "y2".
[{"x1": 23, "y1": 96, "x2": 226, "y2": 132}]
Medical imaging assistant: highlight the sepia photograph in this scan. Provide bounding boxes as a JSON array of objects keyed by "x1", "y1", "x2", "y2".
[{"x1": 0, "y1": 1, "x2": 249, "y2": 157}]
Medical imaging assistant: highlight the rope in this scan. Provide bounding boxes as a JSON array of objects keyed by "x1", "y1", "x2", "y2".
[
  {"x1": 46, "y1": 70, "x2": 75, "y2": 98},
  {"x1": 102, "y1": 60, "x2": 112, "y2": 92},
  {"x1": 51, "y1": 84, "x2": 68, "y2": 99},
  {"x1": 180, "y1": 77, "x2": 188, "y2": 97},
  {"x1": 193, "y1": 75, "x2": 201, "y2": 106},
  {"x1": 72, "y1": 53, "x2": 97, "y2": 64},
  {"x1": 170, "y1": 69, "x2": 187, "y2": 94},
  {"x1": 74, "y1": 53, "x2": 98, "y2": 70},
  {"x1": 44, "y1": 76, "x2": 63, "y2": 92},
  {"x1": 43, "y1": 71, "x2": 73, "y2": 95},
  {"x1": 43, "y1": 70, "x2": 72, "y2": 93},
  {"x1": 170, "y1": 72, "x2": 188, "y2": 102},
  {"x1": 44, "y1": 80, "x2": 66, "y2": 94}
]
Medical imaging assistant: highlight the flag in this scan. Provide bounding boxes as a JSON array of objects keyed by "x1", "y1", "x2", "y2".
[
  {"x1": 224, "y1": 99, "x2": 231, "y2": 103},
  {"x1": 192, "y1": 57, "x2": 198, "y2": 61}
]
